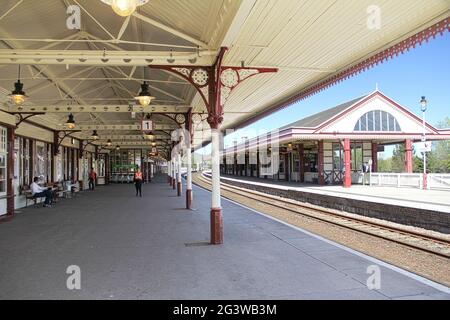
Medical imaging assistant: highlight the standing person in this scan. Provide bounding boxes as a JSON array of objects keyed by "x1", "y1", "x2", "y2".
[
  {"x1": 30, "y1": 177, "x2": 53, "y2": 207},
  {"x1": 88, "y1": 167, "x2": 97, "y2": 191},
  {"x1": 134, "y1": 167, "x2": 143, "y2": 197}
]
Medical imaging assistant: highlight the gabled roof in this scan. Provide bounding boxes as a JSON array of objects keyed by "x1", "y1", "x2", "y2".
[{"x1": 281, "y1": 95, "x2": 369, "y2": 129}]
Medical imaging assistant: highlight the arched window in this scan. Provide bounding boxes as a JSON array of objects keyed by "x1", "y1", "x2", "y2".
[{"x1": 354, "y1": 110, "x2": 401, "y2": 132}]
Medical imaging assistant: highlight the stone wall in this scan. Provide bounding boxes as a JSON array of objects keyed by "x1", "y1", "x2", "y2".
[{"x1": 217, "y1": 176, "x2": 450, "y2": 234}]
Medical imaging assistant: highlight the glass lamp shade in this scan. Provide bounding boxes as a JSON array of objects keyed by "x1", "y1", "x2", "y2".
[
  {"x1": 137, "y1": 96, "x2": 152, "y2": 107},
  {"x1": 135, "y1": 81, "x2": 154, "y2": 106},
  {"x1": 144, "y1": 132, "x2": 154, "y2": 140},
  {"x1": 91, "y1": 131, "x2": 99, "y2": 140},
  {"x1": 10, "y1": 94, "x2": 26, "y2": 106},
  {"x1": 107, "y1": 139, "x2": 112, "y2": 146},
  {"x1": 9, "y1": 80, "x2": 27, "y2": 105},
  {"x1": 111, "y1": 0, "x2": 137, "y2": 17},
  {"x1": 66, "y1": 113, "x2": 76, "y2": 129},
  {"x1": 420, "y1": 96, "x2": 428, "y2": 112},
  {"x1": 116, "y1": 145, "x2": 121, "y2": 150}
]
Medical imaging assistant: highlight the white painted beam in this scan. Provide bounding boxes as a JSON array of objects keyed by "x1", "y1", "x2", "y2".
[
  {"x1": 8, "y1": 104, "x2": 190, "y2": 114},
  {"x1": 64, "y1": 124, "x2": 178, "y2": 131},
  {"x1": 0, "y1": 49, "x2": 217, "y2": 66}
]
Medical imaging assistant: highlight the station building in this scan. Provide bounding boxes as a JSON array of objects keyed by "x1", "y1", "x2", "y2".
[{"x1": 221, "y1": 91, "x2": 450, "y2": 187}]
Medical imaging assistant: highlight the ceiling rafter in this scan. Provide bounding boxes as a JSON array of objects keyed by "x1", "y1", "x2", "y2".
[
  {"x1": 132, "y1": 12, "x2": 209, "y2": 49},
  {"x1": 72, "y1": 0, "x2": 115, "y2": 39},
  {"x1": 27, "y1": 66, "x2": 97, "y2": 95},
  {"x1": 0, "y1": 0, "x2": 24, "y2": 22}
]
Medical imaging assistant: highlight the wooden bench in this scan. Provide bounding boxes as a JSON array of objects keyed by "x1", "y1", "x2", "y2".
[{"x1": 20, "y1": 186, "x2": 39, "y2": 207}]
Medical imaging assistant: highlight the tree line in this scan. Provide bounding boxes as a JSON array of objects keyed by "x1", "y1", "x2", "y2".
[{"x1": 378, "y1": 117, "x2": 450, "y2": 173}]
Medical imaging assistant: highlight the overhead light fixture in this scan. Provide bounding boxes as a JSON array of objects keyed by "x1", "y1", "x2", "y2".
[
  {"x1": 9, "y1": 65, "x2": 28, "y2": 106},
  {"x1": 144, "y1": 132, "x2": 154, "y2": 140},
  {"x1": 107, "y1": 139, "x2": 112, "y2": 147},
  {"x1": 66, "y1": 113, "x2": 76, "y2": 129},
  {"x1": 189, "y1": 46, "x2": 200, "y2": 64},
  {"x1": 134, "y1": 81, "x2": 154, "y2": 107},
  {"x1": 116, "y1": 145, "x2": 121, "y2": 150},
  {"x1": 91, "y1": 130, "x2": 99, "y2": 140},
  {"x1": 152, "y1": 142, "x2": 156, "y2": 146},
  {"x1": 167, "y1": 50, "x2": 175, "y2": 64},
  {"x1": 420, "y1": 96, "x2": 428, "y2": 112},
  {"x1": 100, "y1": 0, "x2": 149, "y2": 17}
]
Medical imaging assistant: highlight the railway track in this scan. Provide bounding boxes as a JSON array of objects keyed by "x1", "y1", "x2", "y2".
[{"x1": 196, "y1": 173, "x2": 450, "y2": 259}]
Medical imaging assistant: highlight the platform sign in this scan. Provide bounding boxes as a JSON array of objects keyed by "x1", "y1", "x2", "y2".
[
  {"x1": 417, "y1": 141, "x2": 432, "y2": 153},
  {"x1": 141, "y1": 120, "x2": 153, "y2": 132}
]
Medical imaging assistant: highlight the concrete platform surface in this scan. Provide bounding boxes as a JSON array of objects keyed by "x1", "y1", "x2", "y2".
[
  {"x1": 219, "y1": 175, "x2": 450, "y2": 213},
  {"x1": 0, "y1": 175, "x2": 448, "y2": 300}
]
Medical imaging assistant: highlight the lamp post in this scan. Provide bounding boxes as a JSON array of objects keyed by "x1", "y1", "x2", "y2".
[{"x1": 420, "y1": 96, "x2": 428, "y2": 190}]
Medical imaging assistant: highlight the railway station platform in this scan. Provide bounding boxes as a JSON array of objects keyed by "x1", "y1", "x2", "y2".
[
  {"x1": 218, "y1": 175, "x2": 450, "y2": 213},
  {"x1": 213, "y1": 174, "x2": 450, "y2": 234},
  {"x1": 0, "y1": 175, "x2": 449, "y2": 300}
]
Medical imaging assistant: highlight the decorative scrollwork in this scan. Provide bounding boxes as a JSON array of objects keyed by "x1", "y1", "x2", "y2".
[
  {"x1": 175, "y1": 114, "x2": 186, "y2": 124},
  {"x1": 191, "y1": 113, "x2": 203, "y2": 124},
  {"x1": 191, "y1": 68, "x2": 209, "y2": 86},
  {"x1": 173, "y1": 67, "x2": 191, "y2": 78},
  {"x1": 220, "y1": 68, "x2": 239, "y2": 88},
  {"x1": 238, "y1": 69, "x2": 259, "y2": 81},
  {"x1": 220, "y1": 86, "x2": 232, "y2": 106}
]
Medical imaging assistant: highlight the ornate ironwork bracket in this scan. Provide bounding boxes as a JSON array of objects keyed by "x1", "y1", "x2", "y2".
[
  {"x1": 54, "y1": 130, "x2": 81, "y2": 156},
  {"x1": 14, "y1": 113, "x2": 45, "y2": 127},
  {"x1": 149, "y1": 47, "x2": 278, "y2": 129}
]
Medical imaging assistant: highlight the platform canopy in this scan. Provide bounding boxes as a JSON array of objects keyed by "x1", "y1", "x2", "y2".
[{"x1": 0, "y1": 0, "x2": 448, "y2": 154}]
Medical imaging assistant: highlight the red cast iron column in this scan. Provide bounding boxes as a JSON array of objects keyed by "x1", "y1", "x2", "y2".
[
  {"x1": 298, "y1": 144, "x2": 305, "y2": 183},
  {"x1": 318, "y1": 141, "x2": 325, "y2": 185},
  {"x1": 343, "y1": 139, "x2": 352, "y2": 188},
  {"x1": 404, "y1": 139, "x2": 413, "y2": 173},
  {"x1": 371, "y1": 142, "x2": 378, "y2": 172}
]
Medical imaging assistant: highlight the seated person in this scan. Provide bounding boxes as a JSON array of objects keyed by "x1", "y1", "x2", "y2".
[{"x1": 30, "y1": 177, "x2": 53, "y2": 208}]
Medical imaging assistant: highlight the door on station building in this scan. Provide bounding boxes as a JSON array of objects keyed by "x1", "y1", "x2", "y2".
[
  {"x1": 332, "y1": 142, "x2": 344, "y2": 184},
  {"x1": 82, "y1": 158, "x2": 89, "y2": 190},
  {"x1": 278, "y1": 157, "x2": 285, "y2": 180},
  {"x1": 97, "y1": 154, "x2": 106, "y2": 185},
  {"x1": 0, "y1": 127, "x2": 7, "y2": 215}
]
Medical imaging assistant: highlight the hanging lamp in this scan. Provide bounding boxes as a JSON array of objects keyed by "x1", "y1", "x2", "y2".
[
  {"x1": 9, "y1": 65, "x2": 28, "y2": 105},
  {"x1": 135, "y1": 66, "x2": 154, "y2": 106},
  {"x1": 100, "y1": 0, "x2": 149, "y2": 17},
  {"x1": 66, "y1": 113, "x2": 76, "y2": 129},
  {"x1": 91, "y1": 130, "x2": 99, "y2": 140}
]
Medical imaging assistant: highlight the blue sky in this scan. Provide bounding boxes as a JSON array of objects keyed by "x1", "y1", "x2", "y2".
[
  {"x1": 200, "y1": 32, "x2": 450, "y2": 155},
  {"x1": 242, "y1": 32, "x2": 450, "y2": 133}
]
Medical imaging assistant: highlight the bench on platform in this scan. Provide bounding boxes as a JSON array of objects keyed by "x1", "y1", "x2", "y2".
[{"x1": 20, "y1": 186, "x2": 41, "y2": 207}]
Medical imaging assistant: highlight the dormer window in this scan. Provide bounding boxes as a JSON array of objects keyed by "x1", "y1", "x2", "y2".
[{"x1": 354, "y1": 110, "x2": 401, "y2": 132}]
